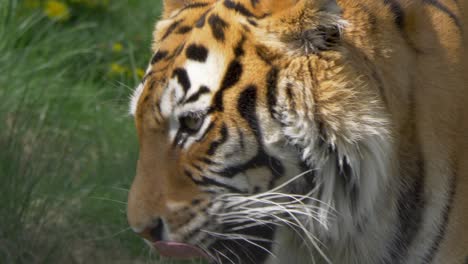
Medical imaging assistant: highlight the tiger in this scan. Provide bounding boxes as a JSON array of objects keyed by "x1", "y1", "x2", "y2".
[{"x1": 126, "y1": 0, "x2": 468, "y2": 263}]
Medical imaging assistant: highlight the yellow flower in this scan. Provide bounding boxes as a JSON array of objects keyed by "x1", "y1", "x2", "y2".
[
  {"x1": 109, "y1": 63, "x2": 127, "y2": 75},
  {"x1": 136, "y1": 68, "x2": 145, "y2": 79},
  {"x1": 112, "y1": 43, "x2": 124, "y2": 53},
  {"x1": 44, "y1": 0, "x2": 70, "y2": 22}
]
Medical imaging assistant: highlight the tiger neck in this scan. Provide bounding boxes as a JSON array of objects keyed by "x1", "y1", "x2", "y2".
[{"x1": 266, "y1": 2, "x2": 418, "y2": 260}]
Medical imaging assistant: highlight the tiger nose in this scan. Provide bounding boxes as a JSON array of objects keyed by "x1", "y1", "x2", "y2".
[{"x1": 133, "y1": 218, "x2": 165, "y2": 242}]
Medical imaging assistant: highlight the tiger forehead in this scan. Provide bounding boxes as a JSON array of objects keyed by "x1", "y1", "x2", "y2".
[
  {"x1": 164, "y1": 0, "x2": 263, "y2": 21},
  {"x1": 132, "y1": 0, "x2": 272, "y2": 122},
  {"x1": 154, "y1": 0, "x2": 260, "y2": 46},
  {"x1": 146, "y1": 8, "x2": 257, "y2": 89}
]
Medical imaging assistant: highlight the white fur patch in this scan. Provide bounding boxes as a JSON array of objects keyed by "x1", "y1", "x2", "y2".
[
  {"x1": 129, "y1": 65, "x2": 152, "y2": 116},
  {"x1": 185, "y1": 53, "x2": 225, "y2": 96},
  {"x1": 129, "y1": 83, "x2": 144, "y2": 116},
  {"x1": 160, "y1": 51, "x2": 226, "y2": 149},
  {"x1": 160, "y1": 51, "x2": 225, "y2": 120}
]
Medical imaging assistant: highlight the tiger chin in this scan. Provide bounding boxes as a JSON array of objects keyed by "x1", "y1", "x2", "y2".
[{"x1": 126, "y1": 0, "x2": 468, "y2": 263}]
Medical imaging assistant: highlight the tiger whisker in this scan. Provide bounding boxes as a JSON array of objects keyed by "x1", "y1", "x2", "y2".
[
  {"x1": 215, "y1": 196, "x2": 331, "y2": 263},
  {"x1": 110, "y1": 186, "x2": 129, "y2": 192},
  {"x1": 213, "y1": 248, "x2": 236, "y2": 264},
  {"x1": 223, "y1": 245, "x2": 242, "y2": 264},
  {"x1": 90, "y1": 196, "x2": 127, "y2": 205},
  {"x1": 220, "y1": 192, "x2": 336, "y2": 214},
  {"x1": 201, "y1": 229, "x2": 275, "y2": 244},
  {"x1": 254, "y1": 199, "x2": 330, "y2": 262},
  {"x1": 198, "y1": 244, "x2": 219, "y2": 264},
  {"x1": 202, "y1": 230, "x2": 276, "y2": 258},
  {"x1": 218, "y1": 200, "x2": 331, "y2": 227},
  {"x1": 213, "y1": 250, "x2": 222, "y2": 264},
  {"x1": 83, "y1": 227, "x2": 132, "y2": 241},
  {"x1": 221, "y1": 211, "x2": 320, "y2": 250},
  {"x1": 216, "y1": 170, "x2": 317, "y2": 204}
]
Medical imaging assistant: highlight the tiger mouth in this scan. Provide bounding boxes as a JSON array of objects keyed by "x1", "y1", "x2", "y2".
[
  {"x1": 153, "y1": 223, "x2": 275, "y2": 264},
  {"x1": 153, "y1": 241, "x2": 211, "y2": 260}
]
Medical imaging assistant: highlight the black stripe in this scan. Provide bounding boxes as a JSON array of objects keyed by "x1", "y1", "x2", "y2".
[
  {"x1": 422, "y1": 170, "x2": 457, "y2": 263},
  {"x1": 196, "y1": 175, "x2": 246, "y2": 193},
  {"x1": 234, "y1": 35, "x2": 246, "y2": 57},
  {"x1": 172, "y1": 2, "x2": 210, "y2": 18},
  {"x1": 247, "y1": 18, "x2": 258, "y2": 27},
  {"x1": 213, "y1": 60, "x2": 243, "y2": 111},
  {"x1": 465, "y1": 256, "x2": 468, "y2": 264},
  {"x1": 181, "y1": 216, "x2": 211, "y2": 242},
  {"x1": 200, "y1": 157, "x2": 218, "y2": 166},
  {"x1": 383, "y1": 0, "x2": 405, "y2": 30},
  {"x1": 237, "y1": 128, "x2": 245, "y2": 151},
  {"x1": 209, "y1": 224, "x2": 275, "y2": 264},
  {"x1": 387, "y1": 151, "x2": 426, "y2": 263},
  {"x1": 186, "y1": 44, "x2": 209, "y2": 62},
  {"x1": 175, "y1": 43, "x2": 186, "y2": 57},
  {"x1": 208, "y1": 14, "x2": 229, "y2": 41},
  {"x1": 179, "y1": 2, "x2": 209, "y2": 12},
  {"x1": 172, "y1": 68, "x2": 191, "y2": 93},
  {"x1": 423, "y1": 0, "x2": 462, "y2": 29},
  {"x1": 161, "y1": 20, "x2": 183, "y2": 41},
  {"x1": 207, "y1": 124, "x2": 228, "y2": 156},
  {"x1": 192, "y1": 164, "x2": 203, "y2": 172},
  {"x1": 202, "y1": 85, "x2": 285, "y2": 184},
  {"x1": 151, "y1": 50, "x2": 168, "y2": 64},
  {"x1": 238, "y1": 86, "x2": 260, "y2": 137},
  {"x1": 171, "y1": 2, "x2": 209, "y2": 18},
  {"x1": 267, "y1": 158, "x2": 285, "y2": 188},
  {"x1": 255, "y1": 45, "x2": 272, "y2": 65},
  {"x1": 266, "y1": 67, "x2": 279, "y2": 118},
  {"x1": 185, "y1": 170, "x2": 194, "y2": 179},
  {"x1": 241, "y1": 23, "x2": 252, "y2": 33},
  {"x1": 223, "y1": 0, "x2": 255, "y2": 17},
  {"x1": 177, "y1": 26, "x2": 192, "y2": 34},
  {"x1": 185, "y1": 170, "x2": 245, "y2": 193},
  {"x1": 213, "y1": 152, "x2": 284, "y2": 180},
  {"x1": 185, "y1": 86, "x2": 210, "y2": 104},
  {"x1": 212, "y1": 85, "x2": 285, "y2": 180},
  {"x1": 195, "y1": 9, "x2": 210, "y2": 28},
  {"x1": 165, "y1": 44, "x2": 186, "y2": 61}
]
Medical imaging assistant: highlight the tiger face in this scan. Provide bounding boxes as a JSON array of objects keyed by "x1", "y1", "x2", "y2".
[{"x1": 127, "y1": 0, "x2": 394, "y2": 263}]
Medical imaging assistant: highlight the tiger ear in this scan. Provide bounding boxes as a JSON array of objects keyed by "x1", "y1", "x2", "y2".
[{"x1": 257, "y1": 0, "x2": 346, "y2": 55}]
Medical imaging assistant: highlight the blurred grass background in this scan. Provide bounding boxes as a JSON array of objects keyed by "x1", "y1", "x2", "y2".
[{"x1": 0, "y1": 0, "x2": 201, "y2": 263}]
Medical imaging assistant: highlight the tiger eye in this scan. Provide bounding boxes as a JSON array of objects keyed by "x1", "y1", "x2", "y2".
[{"x1": 179, "y1": 115, "x2": 204, "y2": 133}]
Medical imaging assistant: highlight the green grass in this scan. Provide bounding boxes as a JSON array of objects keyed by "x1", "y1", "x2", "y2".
[{"x1": 0, "y1": 1, "x2": 201, "y2": 263}]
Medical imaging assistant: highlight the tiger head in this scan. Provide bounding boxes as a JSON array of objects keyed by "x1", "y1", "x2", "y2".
[{"x1": 127, "y1": 0, "x2": 395, "y2": 263}]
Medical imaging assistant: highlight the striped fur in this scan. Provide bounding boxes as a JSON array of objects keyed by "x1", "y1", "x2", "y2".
[{"x1": 127, "y1": 0, "x2": 468, "y2": 263}]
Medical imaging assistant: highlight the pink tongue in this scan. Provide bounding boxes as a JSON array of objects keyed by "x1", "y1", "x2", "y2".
[{"x1": 154, "y1": 241, "x2": 210, "y2": 260}]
